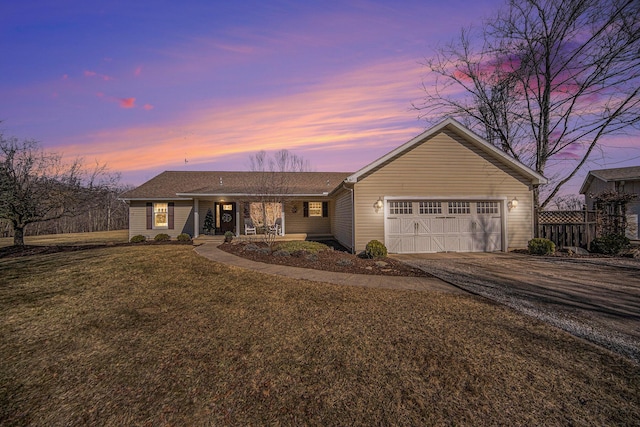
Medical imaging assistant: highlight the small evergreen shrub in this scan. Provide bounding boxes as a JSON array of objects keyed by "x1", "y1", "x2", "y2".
[
  {"x1": 224, "y1": 231, "x2": 234, "y2": 242},
  {"x1": 177, "y1": 233, "x2": 191, "y2": 242},
  {"x1": 365, "y1": 240, "x2": 388, "y2": 259},
  {"x1": 528, "y1": 238, "x2": 555, "y2": 255},
  {"x1": 154, "y1": 233, "x2": 171, "y2": 242},
  {"x1": 590, "y1": 234, "x2": 630, "y2": 255},
  {"x1": 130, "y1": 235, "x2": 146, "y2": 243}
]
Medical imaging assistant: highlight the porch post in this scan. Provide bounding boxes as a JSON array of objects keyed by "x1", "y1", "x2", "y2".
[
  {"x1": 280, "y1": 202, "x2": 285, "y2": 235},
  {"x1": 194, "y1": 199, "x2": 199, "y2": 238}
]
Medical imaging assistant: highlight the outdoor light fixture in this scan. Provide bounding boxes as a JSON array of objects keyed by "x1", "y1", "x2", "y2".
[
  {"x1": 508, "y1": 197, "x2": 519, "y2": 211},
  {"x1": 374, "y1": 197, "x2": 384, "y2": 212},
  {"x1": 291, "y1": 204, "x2": 298, "y2": 214}
]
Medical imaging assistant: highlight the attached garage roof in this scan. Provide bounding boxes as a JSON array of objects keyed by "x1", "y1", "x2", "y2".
[
  {"x1": 120, "y1": 171, "x2": 352, "y2": 200},
  {"x1": 345, "y1": 118, "x2": 547, "y2": 185}
]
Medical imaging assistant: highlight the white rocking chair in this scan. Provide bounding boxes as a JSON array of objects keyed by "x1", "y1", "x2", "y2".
[{"x1": 244, "y1": 218, "x2": 257, "y2": 235}]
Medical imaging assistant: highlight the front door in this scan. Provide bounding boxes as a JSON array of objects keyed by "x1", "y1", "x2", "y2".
[{"x1": 217, "y1": 202, "x2": 236, "y2": 234}]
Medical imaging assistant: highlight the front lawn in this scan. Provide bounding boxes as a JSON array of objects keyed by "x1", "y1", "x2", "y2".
[{"x1": 1, "y1": 245, "x2": 638, "y2": 425}]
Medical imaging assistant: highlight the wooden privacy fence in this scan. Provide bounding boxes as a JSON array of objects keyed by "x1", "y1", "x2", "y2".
[{"x1": 538, "y1": 210, "x2": 597, "y2": 249}]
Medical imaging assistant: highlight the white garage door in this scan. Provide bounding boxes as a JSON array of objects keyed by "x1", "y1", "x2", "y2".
[{"x1": 386, "y1": 201, "x2": 502, "y2": 253}]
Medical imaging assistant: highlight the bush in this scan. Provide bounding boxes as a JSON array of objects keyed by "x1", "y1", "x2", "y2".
[
  {"x1": 177, "y1": 233, "x2": 191, "y2": 242},
  {"x1": 224, "y1": 231, "x2": 234, "y2": 242},
  {"x1": 154, "y1": 233, "x2": 171, "y2": 242},
  {"x1": 365, "y1": 240, "x2": 388, "y2": 259},
  {"x1": 528, "y1": 238, "x2": 555, "y2": 255},
  {"x1": 590, "y1": 234, "x2": 630, "y2": 255},
  {"x1": 130, "y1": 235, "x2": 146, "y2": 243}
]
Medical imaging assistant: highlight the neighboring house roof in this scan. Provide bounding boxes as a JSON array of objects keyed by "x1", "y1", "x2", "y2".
[
  {"x1": 345, "y1": 118, "x2": 547, "y2": 185},
  {"x1": 579, "y1": 166, "x2": 640, "y2": 194},
  {"x1": 120, "y1": 171, "x2": 352, "y2": 200}
]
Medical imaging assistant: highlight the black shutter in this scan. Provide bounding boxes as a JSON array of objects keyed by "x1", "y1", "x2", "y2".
[
  {"x1": 322, "y1": 201, "x2": 328, "y2": 217},
  {"x1": 303, "y1": 202, "x2": 309, "y2": 217},
  {"x1": 168, "y1": 202, "x2": 175, "y2": 229},
  {"x1": 146, "y1": 203, "x2": 153, "y2": 229}
]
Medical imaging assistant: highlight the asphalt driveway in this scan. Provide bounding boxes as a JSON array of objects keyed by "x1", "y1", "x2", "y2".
[{"x1": 394, "y1": 252, "x2": 640, "y2": 363}]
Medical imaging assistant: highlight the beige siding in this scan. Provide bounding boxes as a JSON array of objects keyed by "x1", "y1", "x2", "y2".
[
  {"x1": 332, "y1": 188, "x2": 354, "y2": 251},
  {"x1": 128, "y1": 200, "x2": 194, "y2": 240},
  {"x1": 584, "y1": 179, "x2": 614, "y2": 209},
  {"x1": 353, "y1": 129, "x2": 534, "y2": 252},
  {"x1": 281, "y1": 199, "x2": 332, "y2": 235}
]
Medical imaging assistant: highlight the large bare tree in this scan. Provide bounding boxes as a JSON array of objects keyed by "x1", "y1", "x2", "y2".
[
  {"x1": 0, "y1": 134, "x2": 118, "y2": 245},
  {"x1": 416, "y1": 0, "x2": 640, "y2": 209}
]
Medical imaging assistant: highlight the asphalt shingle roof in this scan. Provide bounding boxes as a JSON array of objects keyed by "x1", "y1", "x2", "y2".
[
  {"x1": 589, "y1": 166, "x2": 640, "y2": 182},
  {"x1": 120, "y1": 171, "x2": 353, "y2": 199}
]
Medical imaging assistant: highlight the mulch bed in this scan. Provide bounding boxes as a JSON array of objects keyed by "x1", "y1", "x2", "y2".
[{"x1": 219, "y1": 241, "x2": 430, "y2": 277}]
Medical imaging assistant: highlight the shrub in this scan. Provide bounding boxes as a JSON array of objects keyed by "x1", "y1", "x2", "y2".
[
  {"x1": 224, "y1": 231, "x2": 234, "y2": 242},
  {"x1": 365, "y1": 240, "x2": 388, "y2": 259},
  {"x1": 590, "y1": 234, "x2": 630, "y2": 255},
  {"x1": 154, "y1": 233, "x2": 171, "y2": 242},
  {"x1": 528, "y1": 238, "x2": 555, "y2": 255},
  {"x1": 177, "y1": 233, "x2": 192, "y2": 242},
  {"x1": 130, "y1": 235, "x2": 146, "y2": 243}
]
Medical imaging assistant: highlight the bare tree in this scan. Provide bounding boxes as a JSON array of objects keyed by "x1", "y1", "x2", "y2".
[
  {"x1": 245, "y1": 150, "x2": 311, "y2": 245},
  {"x1": 0, "y1": 134, "x2": 119, "y2": 245},
  {"x1": 416, "y1": 0, "x2": 640, "y2": 210}
]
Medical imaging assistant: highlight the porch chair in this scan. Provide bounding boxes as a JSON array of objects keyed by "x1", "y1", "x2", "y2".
[
  {"x1": 268, "y1": 218, "x2": 282, "y2": 235},
  {"x1": 244, "y1": 218, "x2": 257, "y2": 235}
]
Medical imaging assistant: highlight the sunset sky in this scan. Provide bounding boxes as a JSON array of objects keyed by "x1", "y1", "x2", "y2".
[{"x1": 2, "y1": 0, "x2": 639, "y2": 194}]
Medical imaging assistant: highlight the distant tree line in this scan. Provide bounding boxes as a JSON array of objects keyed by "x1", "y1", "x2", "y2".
[{"x1": 0, "y1": 132, "x2": 129, "y2": 245}]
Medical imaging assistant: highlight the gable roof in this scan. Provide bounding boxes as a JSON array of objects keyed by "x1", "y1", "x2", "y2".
[
  {"x1": 120, "y1": 171, "x2": 352, "y2": 200},
  {"x1": 579, "y1": 166, "x2": 640, "y2": 194},
  {"x1": 345, "y1": 118, "x2": 547, "y2": 185}
]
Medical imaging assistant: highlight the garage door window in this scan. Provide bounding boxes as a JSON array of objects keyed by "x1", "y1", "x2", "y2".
[
  {"x1": 389, "y1": 201, "x2": 412, "y2": 215},
  {"x1": 419, "y1": 201, "x2": 442, "y2": 214},
  {"x1": 449, "y1": 201, "x2": 470, "y2": 214},
  {"x1": 477, "y1": 201, "x2": 499, "y2": 214}
]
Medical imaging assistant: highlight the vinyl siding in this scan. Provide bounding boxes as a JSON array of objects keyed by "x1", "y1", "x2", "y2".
[
  {"x1": 129, "y1": 200, "x2": 194, "y2": 240},
  {"x1": 332, "y1": 188, "x2": 354, "y2": 251},
  {"x1": 352, "y1": 129, "x2": 534, "y2": 252},
  {"x1": 281, "y1": 200, "x2": 332, "y2": 235}
]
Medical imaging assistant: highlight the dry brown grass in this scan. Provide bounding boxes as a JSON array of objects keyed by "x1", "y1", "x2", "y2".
[
  {"x1": 0, "y1": 230, "x2": 129, "y2": 248},
  {"x1": 1, "y1": 245, "x2": 639, "y2": 426}
]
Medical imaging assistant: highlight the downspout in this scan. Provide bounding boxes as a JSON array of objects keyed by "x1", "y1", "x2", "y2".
[{"x1": 342, "y1": 184, "x2": 355, "y2": 254}]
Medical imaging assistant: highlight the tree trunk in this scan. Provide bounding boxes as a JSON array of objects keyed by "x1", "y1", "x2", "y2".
[{"x1": 13, "y1": 225, "x2": 25, "y2": 246}]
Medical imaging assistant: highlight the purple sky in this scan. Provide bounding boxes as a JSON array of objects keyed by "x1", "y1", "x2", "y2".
[{"x1": 2, "y1": 0, "x2": 638, "y2": 194}]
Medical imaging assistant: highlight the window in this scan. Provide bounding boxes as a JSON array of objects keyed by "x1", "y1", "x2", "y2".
[
  {"x1": 389, "y1": 201, "x2": 412, "y2": 215},
  {"x1": 303, "y1": 201, "x2": 328, "y2": 217},
  {"x1": 477, "y1": 201, "x2": 499, "y2": 214},
  {"x1": 448, "y1": 201, "x2": 470, "y2": 214},
  {"x1": 154, "y1": 203, "x2": 168, "y2": 228},
  {"x1": 308, "y1": 201, "x2": 323, "y2": 217},
  {"x1": 419, "y1": 201, "x2": 442, "y2": 214},
  {"x1": 146, "y1": 202, "x2": 174, "y2": 230}
]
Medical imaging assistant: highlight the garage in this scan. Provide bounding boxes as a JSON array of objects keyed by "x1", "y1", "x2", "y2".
[{"x1": 385, "y1": 200, "x2": 503, "y2": 253}]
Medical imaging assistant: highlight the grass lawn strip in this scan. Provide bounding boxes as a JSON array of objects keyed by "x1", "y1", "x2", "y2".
[{"x1": 1, "y1": 245, "x2": 639, "y2": 425}]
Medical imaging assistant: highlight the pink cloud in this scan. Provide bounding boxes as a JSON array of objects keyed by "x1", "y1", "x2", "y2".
[
  {"x1": 134, "y1": 66, "x2": 142, "y2": 76},
  {"x1": 61, "y1": 74, "x2": 69, "y2": 80},
  {"x1": 119, "y1": 98, "x2": 136, "y2": 109},
  {"x1": 143, "y1": 103, "x2": 154, "y2": 110}
]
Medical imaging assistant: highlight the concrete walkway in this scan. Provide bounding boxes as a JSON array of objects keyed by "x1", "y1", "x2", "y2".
[{"x1": 194, "y1": 242, "x2": 465, "y2": 294}]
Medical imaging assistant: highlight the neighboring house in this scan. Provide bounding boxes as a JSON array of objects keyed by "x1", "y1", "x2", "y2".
[
  {"x1": 120, "y1": 119, "x2": 547, "y2": 253},
  {"x1": 580, "y1": 166, "x2": 640, "y2": 240}
]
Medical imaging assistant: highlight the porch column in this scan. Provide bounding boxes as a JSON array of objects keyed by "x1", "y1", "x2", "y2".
[
  {"x1": 194, "y1": 199, "x2": 199, "y2": 238},
  {"x1": 280, "y1": 202, "x2": 285, "y2": 235}
]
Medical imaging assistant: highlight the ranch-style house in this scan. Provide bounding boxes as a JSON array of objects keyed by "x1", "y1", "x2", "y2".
[{"x1": 120, "y1": 119, "x2": 547, "y2": 253}]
